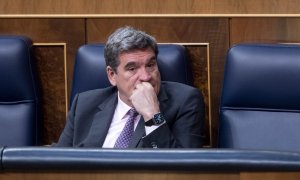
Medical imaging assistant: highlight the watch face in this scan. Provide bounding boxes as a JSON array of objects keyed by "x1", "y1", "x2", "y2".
[
  {"x1": 145, "y1": 113, "x2": 165, "y2": 126},
  {"x1": 153, "y1": 113, "x2": 164, "y2": 124}
]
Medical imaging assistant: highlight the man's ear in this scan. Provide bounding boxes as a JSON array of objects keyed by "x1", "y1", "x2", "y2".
[{"x1": 107, "y1": 66, "x2": 117, "y2": 86}]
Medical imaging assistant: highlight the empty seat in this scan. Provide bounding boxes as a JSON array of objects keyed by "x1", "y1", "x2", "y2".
[
  {"x1": 219, "y1": 44, "x2": 300, "y2": 151},
  {"x1": 0, "y1": 36, "x2": 40, "y2": 146}
]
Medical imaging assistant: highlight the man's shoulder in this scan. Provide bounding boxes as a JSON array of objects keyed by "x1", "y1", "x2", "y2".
[
  {"x1": 161, "y1": 81, "x2": 198, "y2": 91},
  {"x1": 75, "y1": 86, "x2": 117, "y2": 105},
  {"x1": 68, "y1": 86, "x2": 117, "y2": 115},
  {"x1": 78, "y1": 86, "x2": 116, "y2": 97},
  {"x1": 160, "y1": 81, "x2": 203, "y2": 98}
]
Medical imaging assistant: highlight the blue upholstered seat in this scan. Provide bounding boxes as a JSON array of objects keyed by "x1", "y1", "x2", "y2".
[
  {"x1": 219, "y1": 44, "x2": 300, "y2": 151},
  {"x1": 0, "y1": 36, "x2": 40, "y2": 146},
  {"x1": 70, "y1": 44, "x2": 193, "y2": 105}
]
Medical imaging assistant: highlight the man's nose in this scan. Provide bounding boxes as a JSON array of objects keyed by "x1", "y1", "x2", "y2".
[{"x1": 138, "y1": 68, "x2": 151, "y2": 81}]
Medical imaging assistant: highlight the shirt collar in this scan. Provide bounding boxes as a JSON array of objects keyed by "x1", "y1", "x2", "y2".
[{"x1": 116, "y1": 92, "x2": 132, "y2": 120}]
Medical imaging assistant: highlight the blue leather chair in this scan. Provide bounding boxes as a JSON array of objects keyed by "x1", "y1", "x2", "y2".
[
  {"x1": 219, "y1": 44, "x2": 300, "y2": 152},
  {"x1": 70, "y1": 44, "x2": 193, "y2": 105},
  {"x1": 0, "y1": 36, "x2": 40, "y2": 146}
]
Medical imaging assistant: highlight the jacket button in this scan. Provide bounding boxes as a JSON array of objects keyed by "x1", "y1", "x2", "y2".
[{"x1": 151, "y1": 142, "x2": 158, "y2": 149}]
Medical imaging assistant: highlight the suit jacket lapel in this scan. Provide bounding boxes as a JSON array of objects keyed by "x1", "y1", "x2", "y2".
[
  {"x1": 157, "y1": 83, "x2": 168, "y2": 103},
  {"x1": 82, "y1": 93, "x2": 118, "y2": 147},
  {"x1": 128, "y1": 117, "x2": 145, "y2": 148}
]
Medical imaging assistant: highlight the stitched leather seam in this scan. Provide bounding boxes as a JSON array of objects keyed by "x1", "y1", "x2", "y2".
[
  {"x1": 0, "y1": 100, "x2": 35, "y2": 104},
  {"x1": 221, "y1": 107, "x2": 300, "y2": 113}
]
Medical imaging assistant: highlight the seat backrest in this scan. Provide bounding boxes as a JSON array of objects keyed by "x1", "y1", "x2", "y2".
[
  {"x1": 0, "y1": 36, "x2": 40, "y2": 146},
  {"x1": 219, "y1": 44, "x2": 300, "y2": 151},
  {"x1": 70, "y1": 44, "x2": 193, "y2": 104}
]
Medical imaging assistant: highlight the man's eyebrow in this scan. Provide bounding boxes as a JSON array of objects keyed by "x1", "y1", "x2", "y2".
[
  {"x1": 148, "y1": 56, "x2": 156, "y2": 61},
  {"x1": 124, "y1": 61, "x2": 137, "y2": 68}
]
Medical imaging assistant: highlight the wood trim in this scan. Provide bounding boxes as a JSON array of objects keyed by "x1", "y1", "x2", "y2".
[
  {"x1": 1, "y1": 14, "x2": 300, "y2": 18},
  {"x1": 33, "y1": 42, "x2": 68, "y2": 118}
]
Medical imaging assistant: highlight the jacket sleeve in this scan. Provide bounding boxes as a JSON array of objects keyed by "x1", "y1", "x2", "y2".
[
  {"x1": 53, "y1": 94, "x2": 79, "y2": 147},
  {"x1": 141, "y1": 88, "x2": 205, "y2": 148}
]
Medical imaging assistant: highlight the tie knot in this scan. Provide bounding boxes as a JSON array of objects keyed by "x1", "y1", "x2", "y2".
[{"x1": 128, "y1": 108, "x2": 138, "y2": 118}]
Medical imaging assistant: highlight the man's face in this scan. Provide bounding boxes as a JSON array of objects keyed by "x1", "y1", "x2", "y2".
[{"x1": 107, "y1": 47, "x2": 161, "y2": 106}]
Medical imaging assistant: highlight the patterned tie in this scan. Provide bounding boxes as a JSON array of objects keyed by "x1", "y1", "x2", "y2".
[{"x1": 114, "y1": 108, "x2": 138, "y2": 148}]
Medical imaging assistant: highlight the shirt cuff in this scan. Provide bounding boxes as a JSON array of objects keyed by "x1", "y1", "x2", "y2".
[{"x1": 144, "y1": 121, "x2": 166, "y2": 135}]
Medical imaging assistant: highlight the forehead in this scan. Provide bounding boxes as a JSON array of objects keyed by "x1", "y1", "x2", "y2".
[{"x1": 119, "y1": 48, "x2": 155, "y2": 59}]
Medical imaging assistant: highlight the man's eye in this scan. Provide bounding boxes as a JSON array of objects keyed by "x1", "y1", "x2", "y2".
[
  {"x1": 147, "y1": 62, "x2": 155, "y2": 67},
  {"x1": 148, "y1": 62, "x2": 157, "y2": 69},
  {"x1": 128, "y1": 67, "x2": 135, "y2": 71}
]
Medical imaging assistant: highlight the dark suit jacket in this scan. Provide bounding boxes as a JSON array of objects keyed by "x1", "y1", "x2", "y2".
[{"x1": 55, "y1": 81, "x2": 205, "y2": 148}]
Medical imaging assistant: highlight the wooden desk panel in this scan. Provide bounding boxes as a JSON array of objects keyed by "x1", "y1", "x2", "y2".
[
  {"x1": 0, "y1": 171, "x2": 238, "y2": 180},
  {"x1": 240, "y1": 172, "x2": 300, "y2": 180},
  {"x1": 1, "y1": 171, "x2": 300, "y2": 180}
]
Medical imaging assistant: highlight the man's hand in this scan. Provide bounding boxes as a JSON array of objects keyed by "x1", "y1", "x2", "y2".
[{"x1": 130, "y1": 82, "x2": 160, "y2": 121}]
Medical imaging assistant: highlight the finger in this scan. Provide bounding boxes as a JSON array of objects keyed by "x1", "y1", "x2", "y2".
[
  {"x1": 142, "y1": 82, "x2": 151, "y2": 87},
  {"x1": 142, "y1": 82, "x2": 154, "y2": 91},
  {"x1": 135, "y1": 83, "x2": 143, "y2": 89}
]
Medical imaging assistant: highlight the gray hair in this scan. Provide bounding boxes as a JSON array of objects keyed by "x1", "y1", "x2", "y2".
[{"x1": 104, "y1": 26, "x2": 158, "y2": 72}]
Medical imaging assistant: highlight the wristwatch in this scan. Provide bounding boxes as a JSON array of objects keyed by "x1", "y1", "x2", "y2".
[{"x1": 145, "y1": 112, "x2": 165, "y2": 126}]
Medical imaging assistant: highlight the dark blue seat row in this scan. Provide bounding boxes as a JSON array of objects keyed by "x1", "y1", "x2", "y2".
[
  {"x1": 1, "y1": 147, "x2": 300, "y2": 171},
  {"x1": 2, "y1": 35, "x2": 300, "y2": 155}
]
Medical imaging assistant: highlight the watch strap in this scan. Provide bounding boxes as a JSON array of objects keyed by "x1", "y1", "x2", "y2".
[{"x1": 145, "y1": 112, "x2": 165, "y2": 126}]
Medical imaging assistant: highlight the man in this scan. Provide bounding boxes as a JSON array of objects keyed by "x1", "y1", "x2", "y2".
[{"x1": 55, "y1": 26, "x2": 205, "y2": 148}]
